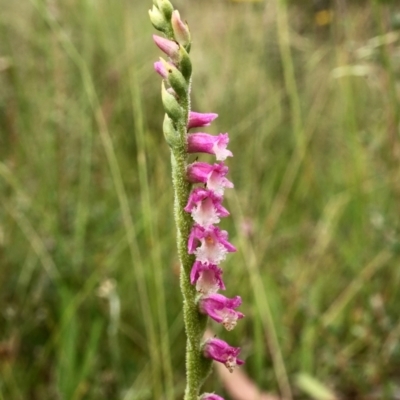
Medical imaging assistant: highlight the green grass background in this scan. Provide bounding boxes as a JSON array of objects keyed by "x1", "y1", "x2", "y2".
[{"x1": 1, "y1": 0, "x2": 400, "y2": 399}]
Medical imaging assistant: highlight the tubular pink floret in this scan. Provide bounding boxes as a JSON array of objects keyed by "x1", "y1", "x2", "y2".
[
  {"x1": 187, "y1": 162, "x2": 233, "y2": 196},
  {"x1": 187, "y1": 133, "x2": 233, "y2": 161},
  {"x1": 202, "y1": 337, "x2": 244, "y2": 372},
  {"x1": 188, "y1": 224, "x2": 236, "y2": 265},
  {"x1": 199, "y1": 293, "x2": 244, "y2": 331},
  {"x1": 188, "y1": 111, "x2": 218, "y2": 129},
  {"x1": 199, "y1": 394, "x2": 225, "y2": 400},
  {"x1": 153, "y1": 35, "x2": 180, "y2": 61},
  {"x1": 184, "y1": 188, "x2": 229, "y2": 227},
  {"x1": 190, "y1": 261, "x2": 225, "y2": 294}
]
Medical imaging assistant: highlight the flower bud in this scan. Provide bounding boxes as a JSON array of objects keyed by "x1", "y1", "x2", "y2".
[
  {"x1": 171, "y1": 10, "x2": 191, "y2": 48},
  {"x1": 163, "y1": 114, "x2": 180, "y2": 148},
  {"x1": 165, "y1": 60, "x2": 188, "y2": 98},
  {"x1": 161, "y1": 81, "x2": 183, "y2": 122},
  {"x1": 154, "y1": 60, "x2": 169, "y2": 79},
  {"x1": 178, "y1": 45, "x2": 192, "y2": 81},
  {"x1": 149, "y1": 6, "x2": 168, "y2": 32},
  {"x1": 153, "y1": 35, "x2": 180, "y2": 63},
  {"x1": 156, "y1": 0, "x2": 174, "y2": 20}
]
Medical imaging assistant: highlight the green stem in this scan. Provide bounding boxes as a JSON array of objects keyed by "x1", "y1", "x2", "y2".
[{"x1": 170, "y1": 140, "x2": 211, "y2": 399}]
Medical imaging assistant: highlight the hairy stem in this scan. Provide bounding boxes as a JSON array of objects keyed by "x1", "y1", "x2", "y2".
[{"x1": 170, "y1": 130, "x2": 211, "y2": 399}]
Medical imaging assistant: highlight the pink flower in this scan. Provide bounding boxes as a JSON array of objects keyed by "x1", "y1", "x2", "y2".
[
  {"x1": 184, "y1": 188, "x2": 229, "y2": 227},
  {"x1": 199, "y1": 394, "x2": 225, "y2": 400},
  {"x1": 202, "y1": 337, "x2": 244, "y2": 372},
  {"x1": 187, "y1": 162, "x2": 233, "y2": 196},
  {"x1": 188, "y1": 111, "x2": 218, "y2": 129},
  {"x1": 190, "y1": 261, "x2": 225, "y2": 294},
  {"x1": 187, "y1": 133, "x2": 233, "y2": 161},
  {"x1": 199, "y1": 293, "x2": 244, "y2": 331},
  {"x1": 188, "y1": 225, "x2": 236, "y2": 265},
  {"x1": 153, "y1": 35, "x2": 180, "y2": 62}
]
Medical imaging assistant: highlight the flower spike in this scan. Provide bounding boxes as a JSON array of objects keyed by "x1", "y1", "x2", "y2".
[{"x1": 150, "y1": 1, "x2": 244, "y2": 396}]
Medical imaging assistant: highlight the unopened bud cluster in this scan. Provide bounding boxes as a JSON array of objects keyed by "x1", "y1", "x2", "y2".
[{"x1": 150, "y1": 1, "x2": 244, "y2": 398}]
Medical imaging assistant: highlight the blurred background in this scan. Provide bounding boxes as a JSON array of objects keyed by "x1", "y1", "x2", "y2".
[{"x1": 1, "y1": 0, "x2": 400, "y2": 399}]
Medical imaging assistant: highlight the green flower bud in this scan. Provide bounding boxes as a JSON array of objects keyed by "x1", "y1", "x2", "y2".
[
  {"x1": 159, "y1": 58, "x2": 187, "y2": 98},
  {"x1": 178, "y1": 46, "x2": 192, "y2": 81},
  {"x1": 161, "y1": 81, "x2": 183, "y2": 122},
  {"x1": 157, "y1": 0, "x2": 174, "y2": 21},
  {"x1": 149, "y1": 6, "x2": 168, "y2": 32},
  {"x1": 163, "y1": 114, "x2": 180, "y2": 148}
]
